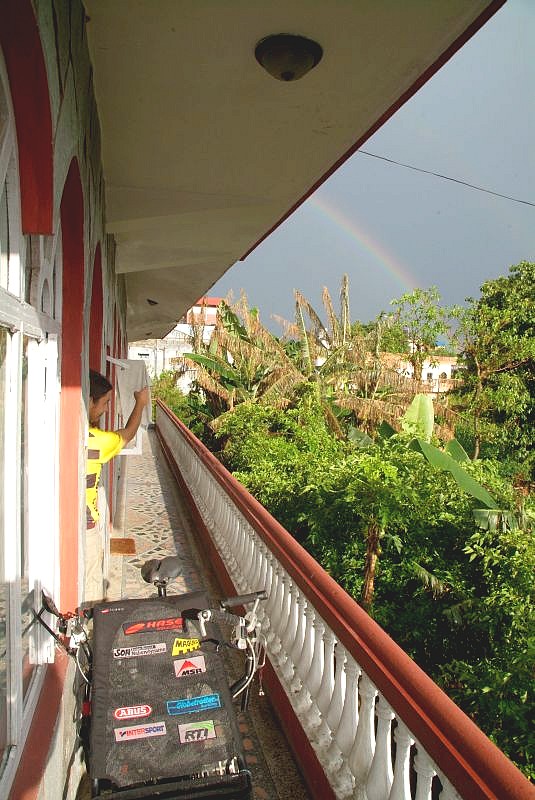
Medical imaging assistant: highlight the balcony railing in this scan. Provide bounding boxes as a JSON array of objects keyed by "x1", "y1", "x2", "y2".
[{"x1": 155, "y1": 400, "x2": 534, "y2": 800}]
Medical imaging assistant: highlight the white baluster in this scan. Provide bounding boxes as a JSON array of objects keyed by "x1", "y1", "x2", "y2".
[
  {"x1": 314, "y1": 629, "x2": 336, "y2": 747},
  {"x1": 267, "y1": 569, "x2": 287, "y2": 654},
  {"x1": 389, "y1": 721, "x2": 414, "y2": 800},
  {"x1": 303, "y1": 616, "x2": 326, "y2": 730},
  {"x1": 249, "y1": 532, "x2": 263, "y2": 589},
  {"x1": 280, "y1": 581, "x2": 300, "y2": 681},
  {"x1": 413, "y1": 748, "x2": 435, "y2": 800},
  {"x1": 329, "y1": 656, "x2": 360, "y2": 798},
  {"x1": 263, "y1": 558, "x2": 279, "y2": 641},
  {"x1": 288, "y1": 588, "x2": 307, "y2": 676},
  {"x1": 324, "y1": 649, "x2": 352, "y2": 769},
  {"x1": 241, "y1": 530, "x2": 255, "y2": 590},
  {"x1": 320, "y1": 642, "x2": 347, "y2": 756},
  {"x1": 292, "y1": 604, "x2": 315, "y2": 707},
  {"x1": 362, "y1": 693, "x2": 393, "y2": 800}
]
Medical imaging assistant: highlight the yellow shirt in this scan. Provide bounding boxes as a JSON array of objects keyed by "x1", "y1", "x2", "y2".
[{"x1": 86, "y1": 427, "x2": 124, "y2": 527}]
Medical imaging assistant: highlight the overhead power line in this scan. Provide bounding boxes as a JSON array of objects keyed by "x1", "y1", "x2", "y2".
[{"x1": 358, "y1": 149, "x2": 535, "y2": 208}]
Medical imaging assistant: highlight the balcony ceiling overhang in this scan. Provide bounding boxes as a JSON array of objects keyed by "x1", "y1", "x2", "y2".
[{"x1": 85, "y1": 1, "x2": 503, "y2": 340}]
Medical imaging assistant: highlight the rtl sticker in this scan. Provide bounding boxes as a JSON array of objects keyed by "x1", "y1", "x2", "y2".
[{"x1": 178, "y1": 719, "x2": 216, "y2": 743}]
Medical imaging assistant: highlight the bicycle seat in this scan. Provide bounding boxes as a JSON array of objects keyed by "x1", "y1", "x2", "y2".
[{"x1": 140, "y1": 556, "x2": 181, "y2": 583}]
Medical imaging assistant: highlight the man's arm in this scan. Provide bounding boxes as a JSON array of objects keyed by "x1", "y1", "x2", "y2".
[{"x1": 116, "y1": 387, "x2": 150, "y2": 444}]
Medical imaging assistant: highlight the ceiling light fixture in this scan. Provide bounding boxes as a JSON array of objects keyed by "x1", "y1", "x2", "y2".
[
  {"x1": 147, "y1": 298, "x2": 158, "y2": 306},
  {"x1": 255, "y1": 34, "x2": 323, "y2": 82}
]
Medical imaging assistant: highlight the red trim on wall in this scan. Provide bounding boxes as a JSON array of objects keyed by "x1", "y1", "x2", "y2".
[
  {"x1": 155, "y1": 424, "x2": 332, "y2": 800},
  {"x1": 59, "y1": 160, "x2": 85, "y2": 612},
  {"x1": 89, "y1": 245, "x2": 103, "y2": 371},
  {"x1": 9, "y1": 656, "x2": 69, "y2": 800},
  {"x1": 240, "y1": 0, "x2": 506, "y2": 261},
  {"x1": 0, "y1": 0, "x2": 53, "y2": 234},
  {"x1": 156, "y1": 402, "x2": 535, "y2": 800}
]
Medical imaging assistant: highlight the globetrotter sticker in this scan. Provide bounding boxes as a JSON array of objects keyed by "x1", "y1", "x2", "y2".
[
  {"x1": 166, "y1": 694, "x2": 221, "y2": 716},
  {"x1": 122, "y1": 617, "x2": 183, "y2": 635},
  {"x1": 113, "y1": 704, "x2": 152, "y2": 720},
  {"x1": 178, "y1": 719, "x2": 216, "y2": 743},
  {"x1": 174, "y1": 655, "x2": 206, "y2": 678},
  {"x1": 115, "y1": 722, "x2": 167, "y2": 742},
  {"x1": 113, "y1": 643, "x2": 167, "y2": 659},
  {"x1": 172, "y1": 637, "x2": 201, "y2": 657}
]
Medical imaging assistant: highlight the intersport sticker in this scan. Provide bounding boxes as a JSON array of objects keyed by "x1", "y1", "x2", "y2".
[
  {"x1": 115, "y1": 722, "x2": 166, "y2": 742},
  {"x1": 113, "y1": 704, "x2": 152, "y2": 721},
  {"x1": 172, "y1": 637, "x2": 201, "y2": 657},
  {"x1": 178, "y1": 719, "x2": 216, "y2": 743},
  {"x1": 113, "y1": 643, "x2": 167, "y2": 659},
  {"x1": 167, "y1": 694, "x2": 220, "y2": 716},
  {"x1": 122, "y1": 617, "x2": 183, "y2": 635},
  {"x1": 174, "y1": 655, "x2": 206, "y2": 678}
]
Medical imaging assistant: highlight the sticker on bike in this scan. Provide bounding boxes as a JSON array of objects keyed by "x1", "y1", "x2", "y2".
[
  {"x1": 113, "y1": 704, "x2": 152, "y2": 720},
  {"x1": 172, "y1": 637, "x2": 201, "y2": 656},
  {"x1": 113, "y1": 643, "x2": 167, "y2": 659},
  {"x1": 174, "y1": 655, "x2": 206, "y2": 677},
  {"x1": 114, "y1": 722, "x2": 167, "y2": 741},
  {"x1": 122, "y1": 617, "x2": 183, "y2": 635},
  {"x1": 178, "y1": 719, "x2": 216, "y2": 743},
  {"x1": 166, "y1": 694, "x2": 220, "y2": 716}
]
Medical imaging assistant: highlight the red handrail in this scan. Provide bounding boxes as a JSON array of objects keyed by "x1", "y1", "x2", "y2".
[{"x1": 157, "y1": 401, "x2": 534, "y2": 800}]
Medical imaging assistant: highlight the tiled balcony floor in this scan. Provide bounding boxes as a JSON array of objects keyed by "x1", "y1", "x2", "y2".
[{"x1": 107, "y1": 429, "x2": 310, "y2": 800}]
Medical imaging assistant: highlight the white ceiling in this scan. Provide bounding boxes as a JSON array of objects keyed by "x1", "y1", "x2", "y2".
[{"x1": 85, "y1": 0, "x2": 502, "y2": 340}]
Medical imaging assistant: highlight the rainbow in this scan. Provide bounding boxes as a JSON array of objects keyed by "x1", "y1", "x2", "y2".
[{"x1": 307, "y1": 192, "x2": 418, "y2": 292}]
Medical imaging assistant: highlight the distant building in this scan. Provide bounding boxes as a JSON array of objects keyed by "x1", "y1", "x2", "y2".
[
  {"x1": 381, "y1": 352, "x2": 460, "y2": 395},
  {"x1": 128, "y1": 297, "x2": 221, "y2": 390}
]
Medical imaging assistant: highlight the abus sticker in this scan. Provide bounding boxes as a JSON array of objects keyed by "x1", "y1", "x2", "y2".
[
  {"x1": 174, "y1": 655, "x2": 206, "y2": 678},
  {"x1": 122, "y1": 617, "x2": 183, "y2": 636},
  {"x1": 113, "y1": 643, "x2": 167, "y2": 659},
  {"x1": 167, "y1": 694, "x2": 220, "y2": 716},
  {"x1": 113, "y1": 704, "x2": 152, "y2": 721},
  {"x1": 172, "y1": 637, "x2": 201, "y2": 657},
  {"x1": 178, "y1": 720, "x2": 216, "y2": 743},
  {"x1": 115, "y1": 722, "x2": 166, "y2": 742}
]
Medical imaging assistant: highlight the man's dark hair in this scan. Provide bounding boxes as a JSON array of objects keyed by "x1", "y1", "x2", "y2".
[{"x1": 89, "y1": 370, "x2": 113, "y2": 401}]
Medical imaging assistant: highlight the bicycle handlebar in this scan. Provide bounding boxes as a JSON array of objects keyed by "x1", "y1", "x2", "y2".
[{"x1": 220, "y1": 590, "x2": 267, "y2": 609}]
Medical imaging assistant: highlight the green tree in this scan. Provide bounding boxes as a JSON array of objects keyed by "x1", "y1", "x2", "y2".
[
  {"x1": 452, "y1": 262, "x2": 535, "y2": 474},
  {"x1": 390, "y1": 287, "x2": 452, "y2": 380}
]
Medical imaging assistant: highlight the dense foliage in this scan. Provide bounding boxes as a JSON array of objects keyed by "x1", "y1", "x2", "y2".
[
  {"x1": 452, "y1": 261, "x2": 535, "y2": 478},
  {"x1": 214, "y1": 397, "x2": 534, "y2": 777}
]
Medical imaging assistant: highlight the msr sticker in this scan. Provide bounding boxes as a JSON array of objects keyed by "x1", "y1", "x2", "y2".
[
  {"x1": 172, "y1": 637, "x2": 201, "y2": 657},
  {"x1": 122, "y1": 617, "x2": 183, "y2": 635},
  {"x1": 115, "y1": 722, "x2": 166, "y2": 742},
  {"x1": 113, "y1": 704, "x2": 152, "y2": 721},
  {"x1": 174, "y1": 655, "x2": 206, "y2": 678},
  {"x1": 113, "y1": 643, "x2": 167, "y2": 659},
  {"x1": 178, "y1": 719, "x2": 216, "y2": 743},
  {"x1": 167, "y1": 694, "x2": 220, "y2": 716}
]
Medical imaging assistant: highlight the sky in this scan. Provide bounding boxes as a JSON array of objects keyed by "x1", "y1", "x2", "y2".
[{"x1": 212, "y1": 0, "x2": 534, "y2": 332}]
